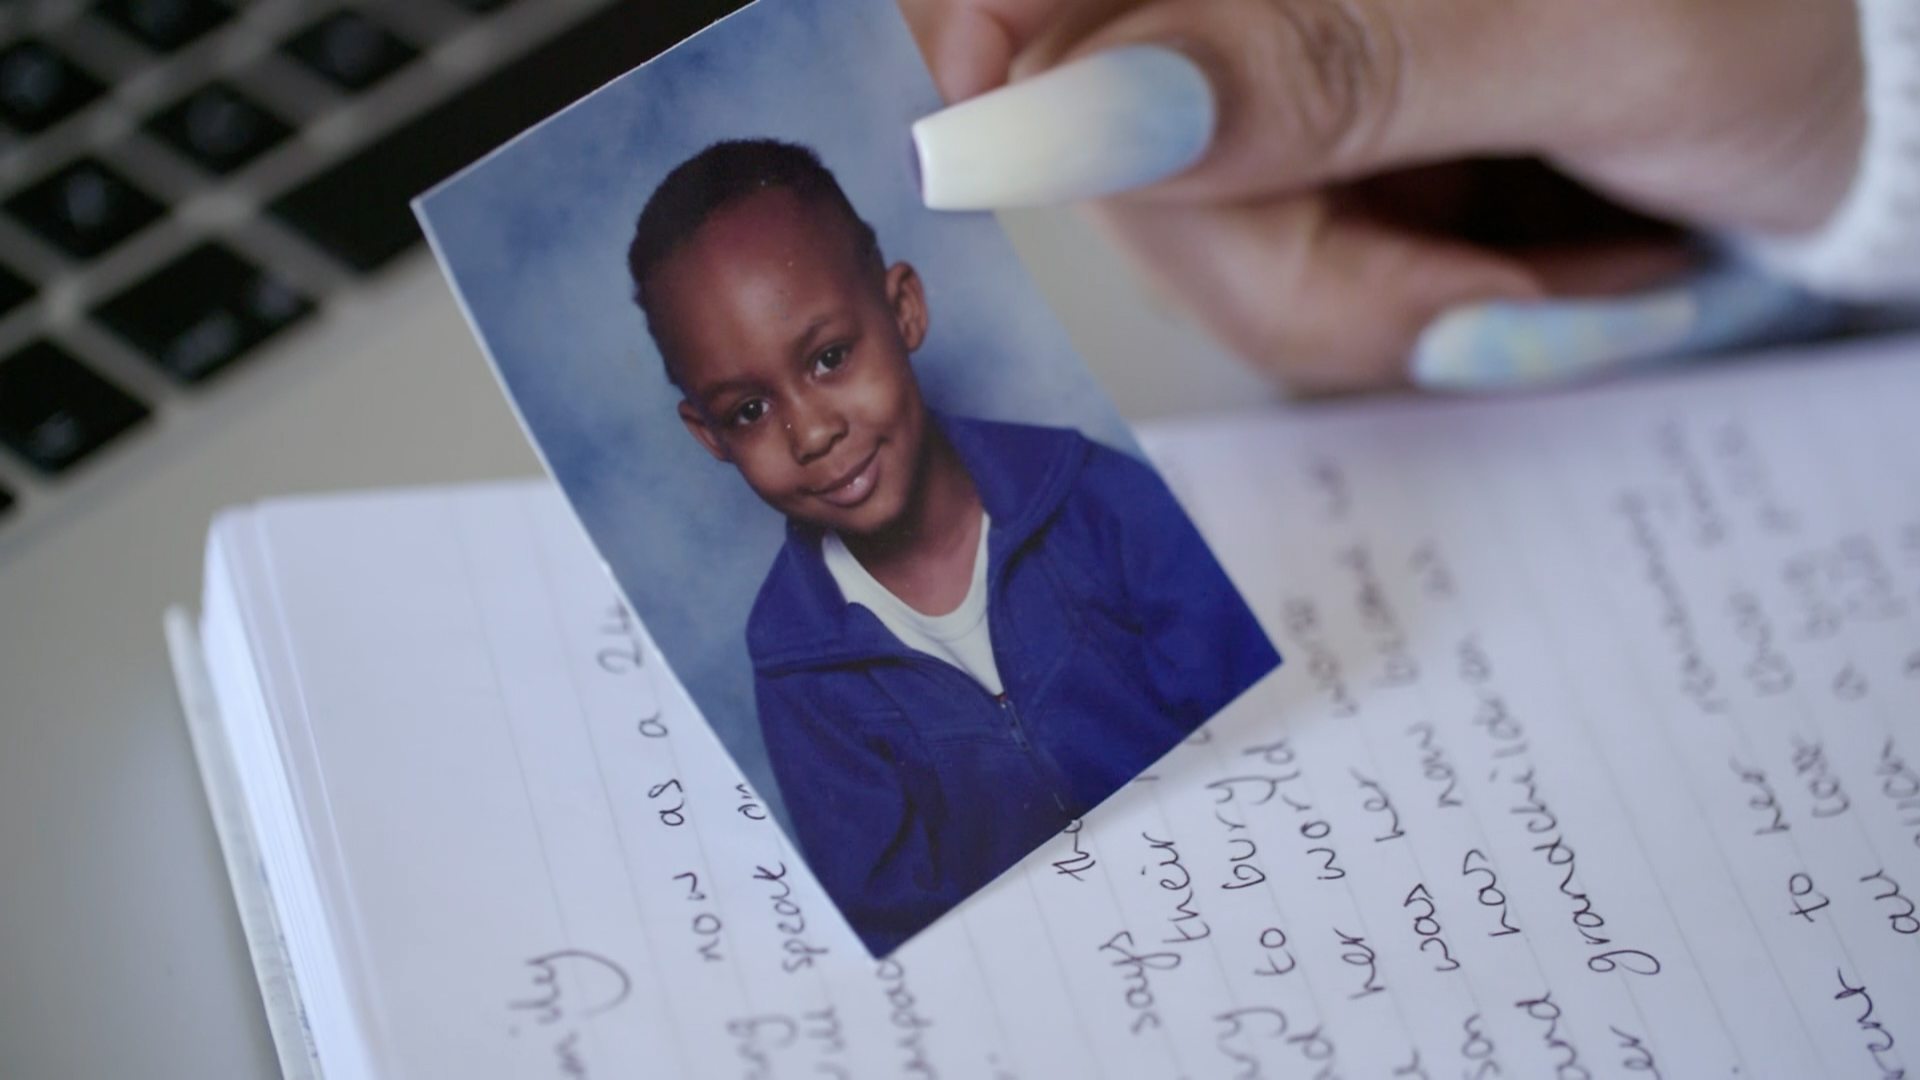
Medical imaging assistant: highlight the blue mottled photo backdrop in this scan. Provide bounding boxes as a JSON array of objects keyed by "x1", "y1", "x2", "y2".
[{"x1": 417, "y1": 0, "x2": 1136, "y2": 830}]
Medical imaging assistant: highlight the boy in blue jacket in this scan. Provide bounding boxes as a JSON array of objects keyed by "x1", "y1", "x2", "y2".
[{"x1": 627, "y1": 139, "x2": 1279, "y2": 955}]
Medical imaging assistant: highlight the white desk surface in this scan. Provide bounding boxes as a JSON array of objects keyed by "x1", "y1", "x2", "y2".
[{"x1": 0, "y1": 208, "x2": 1273, "y2": 1077}]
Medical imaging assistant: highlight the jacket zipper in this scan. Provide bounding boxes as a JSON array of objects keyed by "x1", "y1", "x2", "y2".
[
  {"x1": 995, "y1": 691, "x2": 1071, "y2": 816},
  {"x1": 980, "y1": 534, "x2": 1076, "y2": 818},
  {"x1": 897, "y1": 652, "x2": 1075, "y2": 819}
]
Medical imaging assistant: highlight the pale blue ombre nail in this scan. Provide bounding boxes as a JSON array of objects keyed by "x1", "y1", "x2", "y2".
[
  {"x1": 913, "y1": 45, "x2": 1216, "y2": 210},
  {"x1": 1410, "y1": 259, "x2": 1850, "y2": 392}
]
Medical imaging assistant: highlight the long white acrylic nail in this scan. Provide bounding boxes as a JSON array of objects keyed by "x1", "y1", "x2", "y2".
[{"x1": 913, "y1": 44, "x2": 1216, "y2": 210}]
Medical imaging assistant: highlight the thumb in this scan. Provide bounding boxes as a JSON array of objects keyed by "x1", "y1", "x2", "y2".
[
  {"x1": 1051, "y1": 0, "x2": 1591, "y2": 200},
  {"x1": 898, "y1": 0, "x2": 1105, "y2": 103},
  {"x1": 1091, "y1": 192, "x2": 1547, "y2": 394},
  {"x1": 919, "y1": 0, "x2": 1602, "y2": 207}
]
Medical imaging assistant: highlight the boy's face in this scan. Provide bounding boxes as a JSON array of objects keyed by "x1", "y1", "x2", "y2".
[{"x1": 651, "y1": 188, "x2": 933, "y2": 538}]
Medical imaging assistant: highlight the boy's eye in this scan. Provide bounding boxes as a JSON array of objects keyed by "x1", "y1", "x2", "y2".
[
  {"x1": 731, "y1": 399, "x2": 769, "y2": 427},
  {"x1": 813, "y1": 345, "x2": 849, "y2": 375}
]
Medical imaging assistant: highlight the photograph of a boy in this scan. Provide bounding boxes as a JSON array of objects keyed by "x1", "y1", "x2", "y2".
[{"x1": 627, "y1": 139, "x2": 1280, "y2": 954}]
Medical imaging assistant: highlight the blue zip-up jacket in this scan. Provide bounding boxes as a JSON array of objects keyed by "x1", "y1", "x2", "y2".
[{"x1": 748, "y1": 415, "x2": 1281, "y2": 955}]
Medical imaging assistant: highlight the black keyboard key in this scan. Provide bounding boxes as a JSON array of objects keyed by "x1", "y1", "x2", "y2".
[
  {"x1": 95, "y1": 0, "x2": 232, "y2": 52},
  {"x1": 281, "y1": 11, "x2": 417, "y2": 92},
  {"x1": 0, "y1": 342, "x2": 148, "y2": 474},
  {"x1": 0, "y1": 41, "x2": 106, "y2": 134},
  {"x1": 94, "y1": 244, "x2": 312, "y2": 383},
  {"x1": 270, "y1": 0, "x2": 745, "y2": 272},
  {"x1": 0, "y1": 264, "x2": 34, "y2": 319},
  {"x1": 0, "y1": 483, "x2": 13, "y2": 519},
  {"x1": 147, "y1": 82, "x2": 291, "y2": 174},
  {"x1": 5, "y1": 159, "x2": 166, "y2": 259},
  {"x1": 445, "y1": 0, "x2": 520, "y2": 11}
]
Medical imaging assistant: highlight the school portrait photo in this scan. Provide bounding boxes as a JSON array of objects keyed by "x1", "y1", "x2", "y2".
[{"x1": 418, "y1": 0, "x2": 1281, "y2": 955}]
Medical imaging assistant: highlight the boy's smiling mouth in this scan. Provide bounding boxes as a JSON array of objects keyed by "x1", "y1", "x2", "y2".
[{"x1": 809, "y1": 447, "x2": 882, "y2": 509}]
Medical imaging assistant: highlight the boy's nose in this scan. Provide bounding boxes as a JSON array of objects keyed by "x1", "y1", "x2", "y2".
[{"x1": 787, "y1": 396, "x2": 846, "y2": 462}]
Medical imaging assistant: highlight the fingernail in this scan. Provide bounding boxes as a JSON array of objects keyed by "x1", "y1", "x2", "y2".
[
  {"x1": 1409, "y1": 262, "x2": 1848, "y2": 392},
  {"x1": 913, "y1": 44, "x2": 1216, "y2": 211},
  {"x1": 1410, "y1": 291, "x2": 1698, "y2": 391}
]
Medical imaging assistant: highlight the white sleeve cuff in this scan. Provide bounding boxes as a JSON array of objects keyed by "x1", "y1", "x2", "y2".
[{"x1": 1744, "y1": 0, "x2": 1920, "y2": 301}]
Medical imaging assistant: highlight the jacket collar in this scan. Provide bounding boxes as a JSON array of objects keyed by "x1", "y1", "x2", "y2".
[{"x1": 746, "y1": 412, "x2": 1087, "y2": 674}]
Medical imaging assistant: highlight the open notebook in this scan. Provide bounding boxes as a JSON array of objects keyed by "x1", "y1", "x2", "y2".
[{"x1": 170, "y1": 334, "x2": 1920, "y2": 1080}]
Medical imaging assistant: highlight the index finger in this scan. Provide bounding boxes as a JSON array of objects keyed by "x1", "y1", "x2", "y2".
[{"x1": 899, "y1": 0, "x2": 1096, "y2": 102}]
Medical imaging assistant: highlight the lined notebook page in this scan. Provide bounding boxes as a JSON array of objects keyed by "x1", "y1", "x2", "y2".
[{"x1": 245, "y1": 336, "x2": 1919, "y2": 1079}]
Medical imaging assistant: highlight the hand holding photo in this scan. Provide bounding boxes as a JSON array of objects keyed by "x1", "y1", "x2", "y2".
[{"x1": 418, "y1": 0, "x2": 1279, "y2": 956}]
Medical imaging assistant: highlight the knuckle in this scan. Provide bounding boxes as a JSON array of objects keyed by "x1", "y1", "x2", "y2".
[
  {"x1": 1242, "y1": 0, "x2": 1403, "y2": 165},
  {"x1": 1242, "y1": 300, "x2": 1354, "y2": 390},
  {"x1": 1246, "y1": 292, "x2": 1412, "y2": 397}
]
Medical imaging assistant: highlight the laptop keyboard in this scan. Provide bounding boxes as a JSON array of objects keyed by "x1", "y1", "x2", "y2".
[
  {"x1": 0, "y1": 339, "x2": 150, "y2": 472},
  {"x1": 0, "y1": 0, "x2": 740, "y2": 530}
]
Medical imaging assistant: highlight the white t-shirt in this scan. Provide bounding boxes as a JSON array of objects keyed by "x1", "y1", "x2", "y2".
[{"x1": 822, "y1": 513, "x2": 1004, "y2": 696}]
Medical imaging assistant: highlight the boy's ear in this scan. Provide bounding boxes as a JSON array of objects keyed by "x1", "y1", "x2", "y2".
[
  {"x1": 677, "y1": 399, "x2": 732, "y2": 462},
  {"x1": 885, "y1": 261, "x2": 929, "y2": 352}
]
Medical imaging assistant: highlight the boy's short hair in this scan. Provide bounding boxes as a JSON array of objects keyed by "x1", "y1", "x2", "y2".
[{"x1": 628, "y1": 139, "x2": 883, "y2": 382}]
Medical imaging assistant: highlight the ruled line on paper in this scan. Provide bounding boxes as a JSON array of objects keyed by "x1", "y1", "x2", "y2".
[{"x1": 267, "y1": 339, "x2": 1920, "y2": 1079}]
